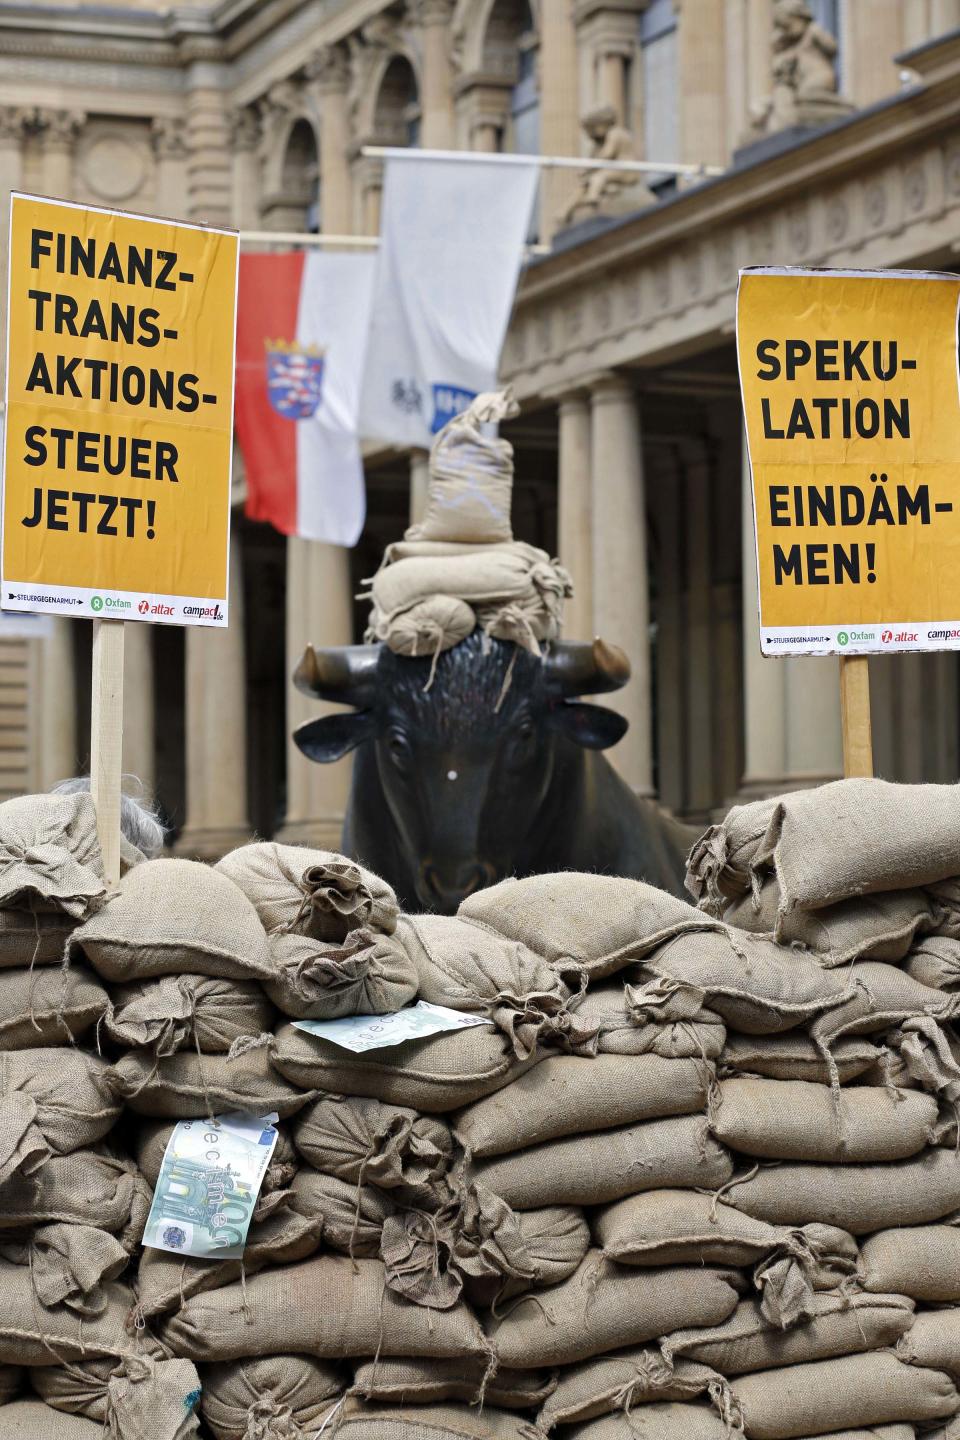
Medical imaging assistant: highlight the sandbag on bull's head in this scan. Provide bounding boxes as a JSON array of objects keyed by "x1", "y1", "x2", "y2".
[
  {"x1": 264, "y1": 928, "x2": 418, "y2": 1020},
  {"x1": 105, "y1": 974, "x2": 275, "y2": 1056},
  {"x1": 0, "y1": 792, "x2": 106, "y2": 919},
  {"x1": 0, "y1": 1048, "x2": 120, "y2": 1186},
  {"x1": 292, "y1": 1094, "x2": 453, "y2": 1205},
  {"x1": 215, "y1": 841, "x2": 398, "y2": 941}
]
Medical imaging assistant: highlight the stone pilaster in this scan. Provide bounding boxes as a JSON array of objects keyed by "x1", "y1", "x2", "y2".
[
  {"x1": 184, "y1": 54, "x2": 232, "y2": 226},
  {"x1": 555, "y1": 390, "x2": 593, "y2": 641},
  {"x1": 539, "y1": 1, "x2": 582, "y2": 238},
  {"x1": 410, "y1": 0, "x2": 456, "y2": 147},
  {"x1": 123, "y1": 622, "x2": 155, "y2": 796},
  {"x1": 675, "y1": 0, "x2": 728, "y2": 168},
  {"x1": 36, "y1": 620, "x2": 78, "y2": 790},
  {"x1": 589, "y1": 372, "x2": 652, "y2": 795},
  {"x1": 37, "y1": 108, "x2": 84, "y2": 199},
  {"x1": 226, "y1": 107, "x2": 261, "y2": 230},
  {"x1": 151, "y1": 116, "x2": 190, "y2": 219},
  {"x1": 410, "y1": 449, "x2": 430, "y2": 525},
  {"x1": 573, "y1": 1, "x2": 643, "y2": 121},
  {"x1": 680, "y1": 437, "x2": 714, "y2": 819},
  {"x1": 306, "y1": 45, "x2": 353, "y2": 233}
]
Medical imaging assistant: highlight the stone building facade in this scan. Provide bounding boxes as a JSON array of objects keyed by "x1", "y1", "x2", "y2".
[{"x1": 1, "y1": 0, "x2": 960, "y2": 851}]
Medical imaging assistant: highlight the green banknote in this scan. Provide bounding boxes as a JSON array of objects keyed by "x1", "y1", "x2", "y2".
[{"x1": 142, "y1": 1111, "x2": 279, "y2": 1261}]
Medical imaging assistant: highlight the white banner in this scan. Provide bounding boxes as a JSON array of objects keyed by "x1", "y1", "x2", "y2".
[{"x1": 359, "y1": 156, "x2": 539, "y2": 448}]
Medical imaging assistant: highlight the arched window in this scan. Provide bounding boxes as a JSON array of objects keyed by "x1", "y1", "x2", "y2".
[
  {"x1": 482, "y1": 0, "x2": 539, "y2": 154},
  {"x1": 375, "y1": 55, "x2": 421, "y2": 147},
  {"x1": 268, "y1": 117, "x2": 320, "y2": 232}
]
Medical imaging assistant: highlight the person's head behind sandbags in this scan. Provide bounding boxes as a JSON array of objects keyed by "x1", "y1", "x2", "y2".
[{"x1": 406, "y1": 388, "x2": 519, "y2": 545}]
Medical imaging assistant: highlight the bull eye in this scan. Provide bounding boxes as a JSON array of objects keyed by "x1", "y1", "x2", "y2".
[{"x1": 386, "y1": 728, "x2": 412, "y2": 770}]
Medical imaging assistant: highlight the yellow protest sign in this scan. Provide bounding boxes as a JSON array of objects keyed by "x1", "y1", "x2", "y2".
[
  {"x1": 2, "y1": 193, "x2": 238, "y2": 626},
  {"x1": 737, "y1": 266, "x2": 960, "y2": 655}
]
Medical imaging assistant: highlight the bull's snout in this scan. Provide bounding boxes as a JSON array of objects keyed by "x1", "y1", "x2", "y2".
[{"x1": 419, "y1": 860, "x2": 496, "y2": 914}]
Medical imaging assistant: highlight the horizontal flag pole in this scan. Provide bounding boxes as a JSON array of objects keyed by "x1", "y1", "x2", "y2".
[
  {"x1": 239, "y1": 228, "x2": 552, "y2": 255},
  {"x1": 361, "y1": 144, "x2": 725, "y2": 179}
]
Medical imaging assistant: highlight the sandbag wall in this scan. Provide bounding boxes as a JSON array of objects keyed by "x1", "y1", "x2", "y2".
[{"x1": 1, "y1": 781, "x2": 960, "y2": 1439}]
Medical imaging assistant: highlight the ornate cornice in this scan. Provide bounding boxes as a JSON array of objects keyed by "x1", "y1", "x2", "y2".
[
  {"x1": 305, "y1": 42, "x2": 351, "y2": 96},
  {"x1": 0, "y1": 104, "x2": 35, "y2": 142},
  {"x1": 36, "y1": 107, "x2": 85, "y2": 148}
]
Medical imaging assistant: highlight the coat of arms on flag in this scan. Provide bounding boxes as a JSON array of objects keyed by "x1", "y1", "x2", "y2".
[
  {"x1": 431, "y1": 383, "x2": 477, "y2": 434},
  {"x1": 265, "y1": 339, "x2": 326, "y2": 419}
]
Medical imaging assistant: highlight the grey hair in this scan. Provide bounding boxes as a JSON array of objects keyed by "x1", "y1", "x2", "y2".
[{"x1": 51, "y1": 776, "x2": 166, "y2": 859}]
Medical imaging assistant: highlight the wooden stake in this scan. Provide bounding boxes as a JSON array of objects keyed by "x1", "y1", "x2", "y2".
[
  {"x1": 839, "y1": 655, "x2": 873, "y2": 778},
  {"x1": 90, "y1": 618, "x2": 125, "y2": 887}
]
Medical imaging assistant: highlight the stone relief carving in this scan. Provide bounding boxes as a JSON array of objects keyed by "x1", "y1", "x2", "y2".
[
  {"x1": 80, "y1": 131, "x2": 147, "y2": 201},
  {"x1": 0, "y1": 105, "x2": 37, "y2": 142},
  {"x1": 750, "y1": 0, "x2": 852, "y2": 137},
  {"x1": 37, "y1": 107, "x2": 85, "y2": 148},
  {"x1": 306, "y1": 43, "x2": 350, "y2": 94},
  {"x1": 226, "y1": 107, "x2": 261, "y2": 153},
  {"x1": 151, "y1": 115, "x2": 189, "y2": 160},
  {"x1": 557, "y1": 104, "x2": 652, "y2": 228}
]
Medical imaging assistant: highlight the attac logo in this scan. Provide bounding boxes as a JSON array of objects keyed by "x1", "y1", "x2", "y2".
[
  {"x1": 882, "y1": 628, "x2": 918, "y2": 643},
  {"x1": 138, "y1": 600, "x2": 174, "y2": 617},
  {"x1": 138, "y1": 599, "x2": 149, "y2": 614}
]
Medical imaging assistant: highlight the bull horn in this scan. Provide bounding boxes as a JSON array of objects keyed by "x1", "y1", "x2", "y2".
[
  {"x1": 294, "y1": 644, "x2": 380, "y2": 707},
  {"x1": 544, "y1": 638, "x2": 631, "y2": 697}
]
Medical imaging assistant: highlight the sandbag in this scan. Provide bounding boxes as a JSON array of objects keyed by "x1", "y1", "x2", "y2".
[
  {"x1": 710, "y1": 1078, "x2": 936, "y2": 1162},
  {"x1": 663, "y1": 1293, "x2": 916, "y2": 1375},
  {"x1": 811, "y1": 962, "x2": 954, "y2": 1048},
  {"x1": 0, "y1": 1367, "x2": 20, "y2": 1403},
  {"x1": 105, "y1": 974, "x2": 275, "y2": 1055},
  {"x1": 0, "y1": 1148, "x2": 150, "y2": 1242},
  {"x1": 724, "y1": 882, "x2": 936, "y2": 966},
  {"x1": 565, "y1": 1404, "x2": 733, "y2": 1440},
  {"x1": 350, "y1": 1358, "x2": 553, "y2": 1410},
  {"x1": 272, "y1": 1020, "x2": 538, "y2": 1113},
  {"x1": 0, "y1": 1400, "x2": 109, "y2": 1437},
  {"x1": 406, "y1": 389, "x2": 517, "y2": 546},
  {"x1": 0, "y1": 1258, "x2": 135, "y2": 1364},
  {"x1": 594, "y1": 1188, "x2": 788, "y2": 1268},
  {"x1": 470, "y1": 1114, "x2": 732, "y2": 1209},
  {"x1": 105, "y1": 1047, "x2": 309, "y2": 1119},
  {"x1": 860, "y1": 1225, "x2": 960, "y2": 1301},
  {"x1": 161, "y1": 1256, "x2": 486, "y2": 1362},
  {"x1": 67, "y1": 858, "x2": 273, "y2": 982},
  {"x1": 0, "y1": 1048, "x2": 120, "y2": 1183},
  {"x1": 897, "y1": 1310, "x2": 960, "y2": 1377},
  {"x1": 725, "y1": 1149, "x2": 960, "y2": 1234},
  {"x1": 199, "y1": 1354, "x2": 344, "y2": 1440},
  {"x1": 37, "y1": 1355, "x2": 202, "y2": 1440},
  {"x1": 134, "y1": 1119, "x2": 298, "y2": 1194},
  {"x1": 264, "y1": 929, "x2": 417, "y2": 1019},
  {"x1": 31, "y1": 1347, "x2": 166, "y2": 1420},
  {"x1": 0, "y1": 1223, "x2": 127, "y2": 1319},
  {"x1": 720, "y1": 1033, "x2": 880, "y2": 1084},
  {"x1": 0, "y1": 966, "x2": 108, "y2": 1049},
  {"x1": 489, "y1": 1254, "x2": 739, "y2": 1368},
  {"x1": 328, "y1": 1399, "x2": 546, "y2": 1439},
  {"x1": 289, "y1": 1168, "x2": 395, "y2": 1256},
  {"x1": 459, "y1": 873, "x2": 719, "y2": 976},
  {"x1": 452, "y1": 1053, "x2": 712, "y2": 1158},
  {"x1": 538, "y1": 1348, "x2": 724, "y2": 1431},
  {"x1": 0, "y1": 792, "x2": 105, "y2": 918},
  {"x1": 0, "y1": 911, "x2": 75, "y2": 969},
  {"x1": 215, "y1": 842, "x2": 398, "y2": 939},
  {"x1": 905, "y1": 934, "x2": 960, "y2": 991},
  {"x1": 687, "y1": 779, "x2": 960, "y2": 916},
  {"x1": 570, "y1": 982, "x2": 726, "y2": 1059},
  {"x1": 729, "y1": 1352, "x2": 958, "y2": 1439},
  {"x1": 292, "y1": 1094, "x2": 452, "y2": 1203}
]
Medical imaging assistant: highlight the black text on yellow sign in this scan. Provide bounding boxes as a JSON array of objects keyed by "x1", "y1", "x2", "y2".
[
  {"x1": 2, "y1": 194, "x2": 239, "y2": 626},
  {"x1": 737, "y1": 266, "x2": 960, "y2": 656}
]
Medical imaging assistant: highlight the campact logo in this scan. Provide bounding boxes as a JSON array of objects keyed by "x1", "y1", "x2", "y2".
[
  {"x1": 91, "y1": 596, "x2": 103, "y2": 613},
  {"x1": 928, "y1": 628, "x2": 960, "y2": 640},
  {"x1": 838, "y1": 630, "x2": 848, "y2": 646},
  {"x1": 182, "y1": 603, "x2": 223, "y2": 621}
]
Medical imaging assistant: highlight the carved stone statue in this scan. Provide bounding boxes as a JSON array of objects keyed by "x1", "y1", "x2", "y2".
[
  {"x1": 557, "y1": 105, "x2": 653, "y2": 228},
  {"x1": 750, "y1": 0, "x2": 853, "y2": 136}
]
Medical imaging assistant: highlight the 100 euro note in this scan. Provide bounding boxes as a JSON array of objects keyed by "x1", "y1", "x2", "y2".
[{"x1": 143, "y1": 1111, "x2": 279, "y2": 1261}]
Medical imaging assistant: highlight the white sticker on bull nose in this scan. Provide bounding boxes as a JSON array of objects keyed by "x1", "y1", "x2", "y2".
[{"x1": 447, "y1": 770, "x2": 458, "y2": 781}]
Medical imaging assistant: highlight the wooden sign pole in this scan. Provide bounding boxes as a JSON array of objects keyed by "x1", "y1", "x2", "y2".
[
  {"x1": 838, "y1": 655, "x2": 873, "y2": 778},
  {"x1": 90, "y1": 618, "x2": 125, "y2": 887}
]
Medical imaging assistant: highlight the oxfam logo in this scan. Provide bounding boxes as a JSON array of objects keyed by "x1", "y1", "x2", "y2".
[
  {"x1": 837, "y1": 630, "x2": 848, "y2": 646},
  {"x1": 91, "y1": 596, "x2": 103, "y2": 613}
]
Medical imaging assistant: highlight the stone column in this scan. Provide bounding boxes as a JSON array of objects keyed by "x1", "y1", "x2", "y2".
[
  {"x1": 539, "y1": 0, "x2": 582, "y2": 237},
  {"x1": 352, "y1": 154, "x2": 383, "y2": 235},
  {"x1": 36, "y1": 620, "x2": 78, "y2": 790},
  {"x1": 746, "y1": 0, "x2": 774, "y2": 119},
  {"x1": 227, "y1": 108, "x2": 261, "y2": 230},
  {"x1": 123, "y1": 622, "x2": 155, "y2": 796},
  {"x1": 589, "y1": 372, "x2": 652, "y2": 795},
  {"x1": 412, "y1": 0, "x2": 456, "y2": 148},
  {"x1": 410, "y1": 449, "x2": 430, "y2": 526},
  {"x1": 556, "y1": 391, "x2": 593, "y2": 641},
  {"x1": 184, "y1": 53, "x2": 232, "y2": 226},
  {"x1": 39, "y1": 108, "x2": 84, "y2": 200},
  {"x1": 680, "y1": 438, "x2": 714, "y2": 819},
  {"x1": 307, "y1": 46, "x2": 353, "y2": 234},
  {"x1": 841, "y1": 1, "x2": 901, "y2": 106},
  {"x1": 281, "y1": 541, "x2": 354, "y2": 850},
  {"x1": 675, "y1": 0, "x2": 728, "y2": 168},
  {"x1": 177, "y1": 532, "x2": 249, "y2": 859},
  {"x1": 151, "y1": 117, "x2": 190, "y2": 219}
]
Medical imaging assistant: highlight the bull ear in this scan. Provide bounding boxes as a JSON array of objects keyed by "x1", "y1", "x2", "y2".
[
  {"x1": 547, "y1": 700, "x2": 628, "y2": 751},
  {"x1": 294, "y1": 644, "x2": 380, "y2": 707},
  {"x1": 294, "y1": 711, "x2": 378, "y2": 763}
]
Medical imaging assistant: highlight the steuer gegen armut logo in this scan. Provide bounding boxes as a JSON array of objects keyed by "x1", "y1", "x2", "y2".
[{"x1": 265, "y1": 339, "x2": 325, "y2": 420}]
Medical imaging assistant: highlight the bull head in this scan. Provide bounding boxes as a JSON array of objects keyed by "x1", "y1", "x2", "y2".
[{"x1": 293, "y1": 636, "x2": 631, "y2": 911}]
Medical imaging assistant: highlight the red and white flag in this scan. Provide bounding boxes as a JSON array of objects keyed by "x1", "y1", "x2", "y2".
[{"x1": 235, "y1": 250, "x2": 375, "y2": 545}]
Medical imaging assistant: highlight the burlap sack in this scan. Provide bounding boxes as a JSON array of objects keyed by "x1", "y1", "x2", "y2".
[
  {"x1": 134, "y1": 1120, "x2": 298, "y2": 1193},
  {"x1": 565, "y1": 1402, "x2": 732, "y2": 1440},
  {"x1": 861, "y1": 1225, "x2": 960, "y2": 1301},
  {"x1": 897, "y1": 1310, "x2": 960, "y2": 1378},
  {"x1": 67, "y1": 858, "x2": 273, "y2": 983},
  {"x1": 200, "y1": 1354, "x2": 345, "y2": 1440},
  {"x1": 719, "y1": 1033, "x2": 880, "y2": 1084},
  {"x1": 0, "y1": 1048, "x2": 120, "y2": 1184},
  {"x1": 292, "y1": 1095, "x2": 452, "y2": 1202},
  {"x1": 350, "y1": 1359, "x2": 553, "y2": 1410},
  {"x1": 710, "y1": 1078, "x2": 937, "y2": 1162},
  {"x1": 0, "y1": 1149, "x2": 150, "y2": 1243},
  {"x1": 0, "y1": 1400, "x2": 109, "y2": 1437},
  {"x1": 641, "y1": 930, "x2": 852, "y2": 1034},
  {"x1": 272, "y1": 1021, "x2": 538, "y2": 1113},
  {"x1": 811, "y1": 962, "x2": 954, "y2": 1049},
  {"x1": 726, "y1": 1149, "x2": 960, "y2": 1234},
  {"x1": 537, "y1": 1348, "x2": 725, "y2": 1431},
  {"x1": 327, "y1": 1399, "x2": 545, "y2": 1440},
  {"x1": 723, "y1": 881, "x2": 936, "y2": 966},
  {"x1": 570, "y1": 982, "x2": 726, "y2": 1059},
  {"x1": 906, "y1": 935, "x2": 960, "y2": 991},
  {"x1": 730, "y1": 1353, "x2": 958, "y2": 1439},
  {"x1": 36, "y1": 1356, "x2": 203, "y2": 1440},
  {"x1": 0, "y1": 912, "x2": 75, "y2": 969},
  {"x1": 289, "y1": 1168, "x2": 395, "y2": 1256},
  {"x1": 489, "y1": 1253, "x2": 739, "y2": 1368},
  {"x1": 453, "y1": 1053, "x2": 711, "y2": 1159},
  {"x1": 406, "y1": 389, "x2": 517, "y2": 546},
  {"x1": 376, "y1": 594, "x2": 476, "y2": 658},
  {"x1": 472, "y1": 1114, "x2": 731, "y2": 1209},
  {"x1": 0, "y1": 966, "x2": 108, "y2": 1049},
  {"x1": 215, "y1": 843, "x2": 398, "y2": 940},
  {"x1": 0, "y1": 1259, "x2": 135, "y2": 1364},
  {"x1": 459, "y1": 873, "x2": 720, "y2": 976},
  {"x1": 106, "y1": 1047, "x2": 309, "y2": 1120},
  {"x1": 595, "y1": 1188, "x2": 788, "y2": 1268},
  {"x1": 663, "y1": 1293, "x2": 915, "y2": 1375},
  {"x1": 30, "y1": 1341, "x2": 168, "y2": 1420},
  {"x1": 0, "y1": 1224, "x2": 127, "y2": 1319},
  {"x1": 0, "y1": 793, "x2": 105, "y2": 919},
  {"x1": 687, "y1": 780, "x2": 960, "y2": 917},
  {"x1": 161, "y1": 1256, "x2": 486, "y2": 1362},
  {"x1": 105, "y1": 974, "x2": 275, "y2": 1056},
  {"x1": 0, "y1": 1367, "x2": 19, "y2": 1403},
  {"x1": 264, "y1": 929, "x2": 418, "y2": 1019},
  {"x1": 133, "y1": 1201, "x2": 326, "y2": 1321}
]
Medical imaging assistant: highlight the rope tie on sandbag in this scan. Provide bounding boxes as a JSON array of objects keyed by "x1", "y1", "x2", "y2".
[
  {"x1": 311, "y1": 1395, "x2": 347, "y2": 1438},
  {"x1": 707, "y1": 1163, "x2": 760, "y2": 1223}
]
